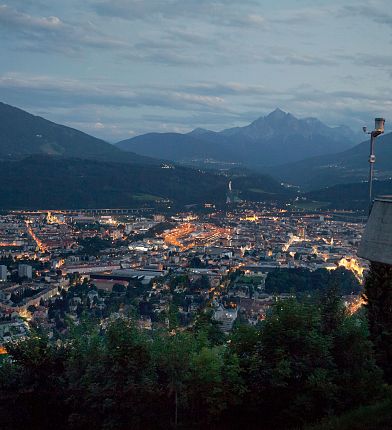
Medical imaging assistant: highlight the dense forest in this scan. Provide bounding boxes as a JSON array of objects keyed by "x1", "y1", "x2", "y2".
[
  {"x1": 0, "y1": 156, "x2": 291, "y2": 210},
  {"x1": 1, "y1": 287, "x2": 391, "y2": 430}
]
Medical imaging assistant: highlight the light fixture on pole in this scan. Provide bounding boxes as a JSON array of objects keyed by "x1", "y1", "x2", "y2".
[{"x1": 363, "y1": 117, "x2": 385, "y2": 215}]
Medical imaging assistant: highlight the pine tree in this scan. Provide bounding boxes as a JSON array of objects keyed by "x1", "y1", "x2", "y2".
[{"x1": 363, "y1": 261, "x2": 392, "y2": 382}]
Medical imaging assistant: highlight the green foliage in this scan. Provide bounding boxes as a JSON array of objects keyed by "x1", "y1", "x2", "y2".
[
  {"x1": 252, "y1": 299, "x2": 336, "y2": 427},
  {"x1": 0, "y1": 156, "x2": 229, "y2": 209},
  {"x1": 0, "y1": 295, "x2": 385, "y2": 430},
  {"x1": 363, "y1": 262, "x2": 392, "y2": 382},
  {"x1": 77, "y1": 237, "x2": 112, "y2": 255},
  {"x1": 265, "y1": 267, "x2": 360, "y2": 295},
  {"x1": 185, "y1": 346, "x2": 245, "y2": 425},
  {"x1": 193, "y1": 309, "x2": 226, "y2": 346},
  {"x1": 191, "y1": 274, "x2": 210, "y2": 290}
]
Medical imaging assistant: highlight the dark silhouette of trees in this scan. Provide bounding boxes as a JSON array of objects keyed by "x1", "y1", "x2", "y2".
[
  {"x1": 0, "y1": 295, "x2": 385, "y2": 430},
  {"x1": 363, "y1": 262, "x2": 392, "y2": 382}
]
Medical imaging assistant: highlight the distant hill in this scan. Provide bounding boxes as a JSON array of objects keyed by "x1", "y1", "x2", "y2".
[
  {"x1": 0, "y1": 102, "x2": 155, "y2": 164},
  {"x1": 303, "y1": 179, "x2": 392, "y2": 211},
  {"x1": 117, "y1": 132, "x2": 236, "y2": 162},
  {"x1": 116, "y1": 109, "x2": 358, "y2": 167},
  {"x1": 269, "y1": 132, "x2": 392, "y2": 190},
  {"x1": 0, "y1": 156, "x2": 292, "y2": 210}
]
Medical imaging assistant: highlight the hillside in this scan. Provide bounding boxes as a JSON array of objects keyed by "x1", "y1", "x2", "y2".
[
  {"x1": 0, "y1": 156, "x2": 291, "y2": 209},
  {"x1": 0, "y1": 102, "x2": 156, "y2": 165},
  {"x1": 117, "y1": 132, "x2": 237, "y2": 162},
  {"x1": 303, "y1": 179, "x2": 392, "y2": 211},
  {"x1": 269, "y1": 132, "x2": 392, "y2": 190},
  {"x1": 116, "y1": 109, "x2": 358, "y2": 167}
]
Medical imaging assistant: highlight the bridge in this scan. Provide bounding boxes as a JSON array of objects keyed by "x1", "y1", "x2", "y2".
[{"x1": 5, "y1": 208, "x2": 154, "y2": 215}]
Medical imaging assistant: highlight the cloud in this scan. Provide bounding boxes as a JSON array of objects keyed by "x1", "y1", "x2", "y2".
[
  {"x1": 92, "y1": 0, "x2": 266, "y2": 28},
  {"x1": 0, "y1": 4, "x2": 63, "y2": 31},
  {"x1": 273, "y1": 7, "x2": 334, "y2": 25},
  {"x1": 340, "y1": 3, "x2": 392, "y2": 26},
  {"x1": 354, "y1": 54, "x2": 392, "y2": 68},
  {"x1": 0, "y1": 3, "x2": 266, "y2": 66},
  {"x1": 178, "y1": 82, "x2": 278, "y2": 96},
  {"x1": 0, "y1": 73, "x2": 229, "y2": 112},
  {"x1": 4, "y1": 69, "x2": 389, "y2": 142},
  {"x1": 264, "y1": 52, "x2": 336, "y2": 66},
  {"x1": 0, "y1": 4, "x2": 130, "y2": 54},
  {"x1": 0, "y1": 1, "x2": 390, "y2": 140},
  {"x1": 0, "y1": 2, "x2": 338, "y2": 68},
  {"x1": 336, "y1": 52, "x2": 392, "y2": 77}
]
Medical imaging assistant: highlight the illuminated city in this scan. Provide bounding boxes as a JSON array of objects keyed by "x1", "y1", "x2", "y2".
[{"x1": 0, "y1": 203, "x2": 367, "y2": 349}]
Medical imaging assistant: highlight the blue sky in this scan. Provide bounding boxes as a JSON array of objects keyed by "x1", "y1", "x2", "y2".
[{"x1": 0, "y1": 0, "x2": 391, "y2": 141}]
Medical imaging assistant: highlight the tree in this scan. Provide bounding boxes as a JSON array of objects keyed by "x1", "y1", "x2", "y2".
[
  {"x1": 193, "y1": 309, "x2": 225, "y2": 346},
  {"x1": 363, "y1": 262, "x2": 392, "y2": 382},
  {"x1": 188, "y1": 256, "x2": 206, "y2": 268},
  {"x1": 152, "y1": 331, "x2": 197, "y2": 427},
  {"x1": 248, "y1": 299, "x2": 336, "y2": 429},
  {"x1": 319, "y1": 283, "x2": 346, "y2": 335},
  {"x1": 168, "y1": 303, "x2": 179, "y2": 331},
  {"x1": 186, "y1": 346, "x2": 244, "y2": 426},
  {"x1": 112, "y1": 283, "x2": 126, "y2": 294},
  {"x1": 332, "y1": 314, "x2": 383, "y2": 410},
  {"x1": 1, "y1": 329, "x2": 69, "y2": 429},
  {"x1": 191, "y1": 275, "x2": 210, "y2": 291}
]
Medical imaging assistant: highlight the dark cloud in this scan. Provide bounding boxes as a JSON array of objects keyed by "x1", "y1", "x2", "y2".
[{"x1": 340, "y1": 4, "x2": 392, "y2": 26}]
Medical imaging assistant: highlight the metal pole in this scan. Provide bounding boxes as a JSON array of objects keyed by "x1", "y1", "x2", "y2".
[
  {"x1": 363, "y1": 118, "x2": 384, "y2": 217},
  {"x1": 368, "y1": 132, "x2": 376, "y2": 216}
]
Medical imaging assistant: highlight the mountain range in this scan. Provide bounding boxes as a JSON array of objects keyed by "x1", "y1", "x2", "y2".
[
  {"x1": 0, "y1": 100, "x2": 390, "y2": 210},
  {"x1": 270, "y1": 132, "x2": 392, "y2": 190},
  {"x1": 116, "y1": 108, "x2": 359, "y2": 167},
  {"x1": 0, "y1": 102, "x2": 291, "y2": 209}
]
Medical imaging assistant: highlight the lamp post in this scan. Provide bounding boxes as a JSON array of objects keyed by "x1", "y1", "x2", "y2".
[{"x1": 363, "y1": 117, "x2": 385, "y2": 215}]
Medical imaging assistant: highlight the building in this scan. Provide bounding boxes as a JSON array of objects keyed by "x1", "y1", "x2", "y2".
[
  {"x1": 358, "y1": 196, "x2": 392, "y2": 265},
  {"x1": 153, "y1": 214, "x2": 165, "y2": 222},
  {"x1": 18, "y1": 264, "x2": 33, "y2": 279},
  {"x1": 0, "y1": 265, "x2": 7, "y2": 281},
  {"x1": 213, "y1": 305, "x2": 238, "y2": 332}
]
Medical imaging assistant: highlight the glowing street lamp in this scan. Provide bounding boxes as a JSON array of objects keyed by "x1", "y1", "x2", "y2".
[{"x1": 363, "y1": 118, "x2": 385, "y2": 215}]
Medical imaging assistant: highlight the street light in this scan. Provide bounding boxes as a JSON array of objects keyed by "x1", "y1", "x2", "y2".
[{"x1": 363, "y1": 117, "x2": 385, "y2": 215}]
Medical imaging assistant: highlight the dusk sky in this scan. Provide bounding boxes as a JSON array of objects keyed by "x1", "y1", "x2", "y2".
[{"x1": 1, "y1": 0, "x2": 391, "y2": 141}]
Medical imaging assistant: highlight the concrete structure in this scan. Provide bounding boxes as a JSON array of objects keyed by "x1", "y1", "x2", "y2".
[
  {"x1": 0, "y1": 265, "x2": 7, "y2": 281},
  {"x1": 358, "y1": 196, "x2": 392, "y2": 264},
  {"x1": 18, "y1": 264, "x2": 33, "y2": 279}
]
